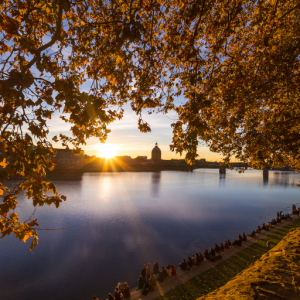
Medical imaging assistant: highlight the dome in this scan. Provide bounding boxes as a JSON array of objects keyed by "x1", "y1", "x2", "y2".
[
  {"x1": 151, "y1": 142, "x2": 161, "y2": 162},
  {"x1": 152, "y1": 143, "x2": 161, "y2": 153}
]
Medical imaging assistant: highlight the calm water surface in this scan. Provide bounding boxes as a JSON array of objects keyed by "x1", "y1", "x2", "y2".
[{"x1": 1, "y1": 169, "x2": 300, "y2": 300}]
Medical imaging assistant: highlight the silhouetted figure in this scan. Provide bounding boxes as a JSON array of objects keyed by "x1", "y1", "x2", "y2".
[
  {"x1": 166, "y1": 265, "x2": 172, "y2": 277},
  {"x1": 161, "y1": 266, "x2": 168, "y2": 279},
  {"x1": 262, "y1": 223, "x2": 269, "y2": 231},
  {"x1": 149, "y1": 273, "x2": 157, "y2": 286},
  {"x1": 256, "y1": 226, "x2": 261, "y2": 233},
  {"x1": 204, "y1": 249, "x2": 209, "y2": 260},
  {"x1": 292, "y1": 204, "x2": 296, "y2": 211},
  {"x1": 137, "y1": 275, "x2": 144, "y2": 290},
  {"x1": 196, "y1": 253, "x2": 201, "y2": 265},
  {"x1": 249, "y1": 230, "x2": 256, "y2": 237},
  {"x1": 224, "y1": 241, "x2": 230, "y2": 249},
  {"x1": 122, "y1": 282, "x2": 130, "y2": 298},
  {"x1": 141, "y1": 264, "x2": 146, "y2": 282},
  {"x1": 191, "y1": 254, "x2": 196, "y2": 265},
  {"x1": 179, "y1": 258, "x2": 189, "y2": 270},
  {"x1": 276, "y1": 217, "x2": 281, "y2": 223},
  {"x1": 108, "y1": 293, "x2": 115, "y2": 300},
  {"x1": 198, "y1": 252, "x2": 204, "y2": 262},
  {"x1": 209, "y1": 247, "x2": 215, "y2": 256},
  {"x1": 171, "y1": 265, "x2": 176, "y2": 275},
  {"x1": 232, "y1": 239, "x2": 242, "y2": 246},
  {"x1": 115, "y1": 287, "x2": 123, "y2": 300},
  {"x1": 220, "y1": 243, "x2": 225, "y2": 252},
  {"x1": 242, "y1": 232, "x2": 247, "y2": 241},
  {"x1": 214, "y1": 244, "x2": 220, "y2": 253},
  {"x1": 227, "y1": 240, "x2": 232, "y2": 247},
  {"x1": 153, "y1": 261, "x2": 159, "y2": 275},
  {"x1": 146, "y1": 263, "x2": 151, "y2": 281},
  {"x1": 292, "y1": 210, "x2": 299, "y2": 216},
  {"x1": 270, "y1": 219, "x2": 277, "y2": 225},
  {"x1": 286, "y1": 213, "x2": 291, "y2": 219},
  {"x1": 277, "y1": 212, "x2": 280, "y2": 218},
  {"x1": 187, "y1": 256, "x2": 193, "y2": 268},
  {"x1": 157, "y1": 270, "x2": 164, "y2": 282}
]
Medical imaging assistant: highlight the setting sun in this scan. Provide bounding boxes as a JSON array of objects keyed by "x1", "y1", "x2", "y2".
[{"x1": 96, "y1": 143, "x2": 119, "y2": 159}]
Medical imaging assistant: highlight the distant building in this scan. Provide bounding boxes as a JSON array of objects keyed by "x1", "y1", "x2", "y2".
[
  {"x1": 54, "y1": 147, "x2": 82, "y2": 166},
  {"x1": 151, "y1": 143, "x2": 161, "y2": 163},
  {"x1": 134, "y1": 156, "x2": 147, "y2": 161},
  {"x1": 115, "y1": 156, "x2": 133, "y2": 162}
]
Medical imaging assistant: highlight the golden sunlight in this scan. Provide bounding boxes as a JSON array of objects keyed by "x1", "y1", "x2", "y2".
[{"x1": 96, "y1": 143, "x2": 119, "y2": 159}]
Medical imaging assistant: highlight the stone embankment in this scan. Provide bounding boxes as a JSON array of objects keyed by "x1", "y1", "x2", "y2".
[{"x1": 127, "y1": 216, "x2": 298, "y2": 300}]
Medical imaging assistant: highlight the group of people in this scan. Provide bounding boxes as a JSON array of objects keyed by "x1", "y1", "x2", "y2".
[
  {"x1": 137, "y1": 262, "x2": 177, "y2": 295},
  {"x1": 179, "y1": 209, "x2": 296, "y2": 270},
  {"x1": 179, "y1": 234, "x2": 247, "y2": 268},
  {"x1": 100, "y1": 208, "x2": 297, "y2": 300},
  {"x1": 248, "y1": 212, "x2": 292, "y2": 237},
  {"x1": 102, "y1": 282, "x2": 131, "y2": 300}
]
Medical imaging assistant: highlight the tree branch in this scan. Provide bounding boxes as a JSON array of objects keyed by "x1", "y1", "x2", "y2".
[{"x1": 26, "y1": 3, "x2": 63, "y2": 71}]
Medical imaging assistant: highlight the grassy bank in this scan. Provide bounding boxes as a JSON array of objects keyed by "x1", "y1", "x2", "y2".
[{"x1": 155, "y1": 217, "x2": 300, "y2": 300}]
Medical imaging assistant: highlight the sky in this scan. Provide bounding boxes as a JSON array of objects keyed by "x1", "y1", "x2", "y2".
[
  {"x1": 48, "y1": 102, "x2": 222, "y2": 161},
  {"x1": 20, "y1": 33, "x2": 222, "y2": 161}
]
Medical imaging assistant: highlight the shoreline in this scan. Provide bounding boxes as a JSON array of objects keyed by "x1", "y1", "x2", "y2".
[{"x1": 124, "y1": 215, "x2": 300, "y2": 300}]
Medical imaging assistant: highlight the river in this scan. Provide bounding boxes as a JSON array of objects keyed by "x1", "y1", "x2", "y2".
[{"x1": 1, "y1": 169, "x2": 300, "y2": 300}]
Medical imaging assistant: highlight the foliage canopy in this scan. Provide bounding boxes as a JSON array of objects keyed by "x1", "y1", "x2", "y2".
[{"x1": 1, "y1": 0, "x2": 300, "y2": 249}]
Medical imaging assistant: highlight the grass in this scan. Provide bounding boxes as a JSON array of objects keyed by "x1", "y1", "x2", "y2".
[{"x1": 155, "y1": 217, "x2": 300, "y2": 300}]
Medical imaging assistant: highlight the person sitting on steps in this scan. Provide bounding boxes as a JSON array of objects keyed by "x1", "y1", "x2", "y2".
[
  {"x1": 286, "y1": 213, "x2": 291, "y2": 219},
  {"x1": 242, "y1": 232, "x2": 247, "y2": 241},
  {"x1": 166, "y1": 265, "x2": 172, "y2": 277},
  {"x1": 198, "y1": 252, "x2": 204, "y2": 262},
  {"x1": 187, "y1": 256, "x2": 194, "y2": 268},
  {"x1": 220, "y1": 243, "x2": 225, "y2": 252},
  {"x1": 121, "y1": 282, "x2": 130, "y2": 298},
  {"x1": 256, "y1": 225, "x2": 261, "y2": 233},
  {"x1": 192, "y1": 254, "x2": 197, "y2": 265},
  {"x1": 179, "y1": 258, "x2": 189, "y2": 270},
  {"x1": 214, "y1": 243, "x2": 221, "y2": 253},
  {"x1": 161, "y1": 266, "x2": 168, "y2": 279},
  {"x1": 262, "y1": 223, "x2": 269, "y2": 231},
  {"x1": 270, "y1": 218, "x2": 277, "y2": 225},
  {"x1": 115, "y1": 287, "x2": 123, "y2": 300},
  {"x1": 209, "y1": 247, "x2": 216, "y2": 256},
  {"x1": 232, "y1": 239, "x2": 242, "y2": 246},
  {"x1": 108, "y1": 294, "x2": 115, "y2": 300},
  {"x1": 171, "y1": 265, "x2": 176, "y2": 275},
  {"x1": 137, "y1": 275, "x2": 144, "y2": 290},
  {"x1": 149, "y1": 273, "x2": 156, "y2": 286},
  {"x1": 249, "y1": 230, "x2": 256, "y2": 237},
  {"x1": 157, "y1": 270, "x2": 164, "y2": 282},
  {"x1": 224, "y1": 241, "x2": 230, "y2": 249}
]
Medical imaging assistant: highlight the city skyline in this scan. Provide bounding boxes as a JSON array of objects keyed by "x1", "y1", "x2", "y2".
[{"x1": 49, "y1": 103, "x2": 222, "y2": 161}]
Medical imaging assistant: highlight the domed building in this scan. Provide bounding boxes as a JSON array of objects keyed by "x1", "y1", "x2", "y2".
[{"x1": 151, "y1": 142, "x2": 161, "y2": 163}]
